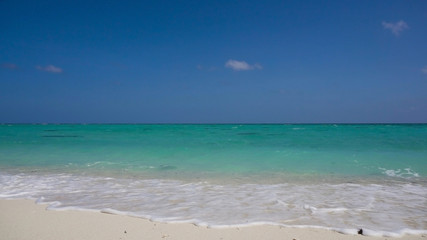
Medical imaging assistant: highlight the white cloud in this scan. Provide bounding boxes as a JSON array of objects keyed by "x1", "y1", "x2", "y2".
[
  {"x1": 422, "y1": 66, "x2": 427, "y2": 74},
  {"x1": 225, "y1": 59, "x2": 262, "y2": 71},
  {"x1": 36, "y1": 65, "x2": 63, "y2": 73},
  {"x1": 382, "y1": 20, "x2": 408, "y2": 36},
  {"x1": 253, "y1": 63, "x2": 263, "y2": 70},
  {"x1": 1, "y1": 63, "x2": 18, "y2": 69}
]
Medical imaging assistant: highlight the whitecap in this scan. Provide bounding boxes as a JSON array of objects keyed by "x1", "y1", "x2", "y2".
[
  {"x1": 1, "y1": 171, "x2": 426, "y2": 237},
  {"x1": 379, "y1": 167, "x2": 420, "y2": 179}
]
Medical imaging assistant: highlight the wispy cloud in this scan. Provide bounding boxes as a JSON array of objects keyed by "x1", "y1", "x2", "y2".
[
  {"x1": 225, "y1": 59, "x2": 262, "y2": 71},
  {"x1": 36, "y1": 65, "x2": 63, "y2": 73},
  {"x1": 422, "y1": 66, "x2": 427, "y2": 74},
  {"x1": 382, "y1": 20, "x2": 408, "y2": 36},
  {"x1": 1, "y1": 63, "x2": 18, "y2": 69},
  {"x1": 197, "y1": 64, "x2": 216, "y2": 71}
]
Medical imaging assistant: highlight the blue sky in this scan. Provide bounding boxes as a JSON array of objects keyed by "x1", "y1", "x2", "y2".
[{"x1": 1, "y1": 0, "x2": 426, "y2": 123}]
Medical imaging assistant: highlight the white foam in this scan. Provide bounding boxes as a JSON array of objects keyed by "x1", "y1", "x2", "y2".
[
  {"x1": 0, "y1": 171, "x2": 426, "y2": 237},
  {"x1": 379, "y1": 167, "x2": 420, "y2": 179},
  {"x1": 86, "y1": 161, "x2": 102, "y2": 167}
]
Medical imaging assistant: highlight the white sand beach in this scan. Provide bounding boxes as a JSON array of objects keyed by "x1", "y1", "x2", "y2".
[{"x1": 0, "y1": 199, "x2": 425, "y2": 240}]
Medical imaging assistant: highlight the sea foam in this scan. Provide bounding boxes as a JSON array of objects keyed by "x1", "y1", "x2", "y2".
[
  {"x1": 1, "y1": 171, "x2": 426, "y2": 237},
  {"x1": 379, "y1": 167, "x2": 420, "y2": 179}
]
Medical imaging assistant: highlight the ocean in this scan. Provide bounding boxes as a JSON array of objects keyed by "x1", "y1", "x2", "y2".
[{"x1": 0, "y1": 124, "x2": 426, "y2": 236}]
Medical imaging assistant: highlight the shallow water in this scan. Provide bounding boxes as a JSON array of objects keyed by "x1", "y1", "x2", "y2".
[{"x1": 0, "y1": 124, "x2": 426, "y2": 236}]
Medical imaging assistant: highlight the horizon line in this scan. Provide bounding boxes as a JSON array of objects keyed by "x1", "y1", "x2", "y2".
[{"x1": 1, "y1": 122, "x2": 426, "y2": 125}]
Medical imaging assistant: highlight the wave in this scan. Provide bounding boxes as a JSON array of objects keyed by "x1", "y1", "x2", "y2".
[
  {"x1": 379, "y1": 167, "x2": 420, "y2": 179},
  {"x1": 0, "y1": 171, "x2": 426, "y2": 237}
]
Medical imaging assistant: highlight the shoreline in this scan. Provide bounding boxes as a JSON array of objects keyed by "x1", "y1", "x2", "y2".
[{"x1": 1, "y1": 199, "x2": 425, "y2": 240}]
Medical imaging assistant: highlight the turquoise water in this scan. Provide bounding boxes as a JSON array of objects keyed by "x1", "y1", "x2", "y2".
[
  {"x1": 1, "y1": 124, "x2": 426, "y2": 178},
  {"x1": 1, "y1": 124, "x2": 426, "y2": 236}
]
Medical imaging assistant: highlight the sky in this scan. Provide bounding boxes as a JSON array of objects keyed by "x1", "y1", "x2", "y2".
[{"x1": 1, "y1": 0, "x2": 427, "y2": 123}]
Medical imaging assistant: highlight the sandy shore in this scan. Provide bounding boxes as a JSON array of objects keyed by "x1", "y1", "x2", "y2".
[{"x1": 0, "y1": 199, "x2": 425, "y2": 240}]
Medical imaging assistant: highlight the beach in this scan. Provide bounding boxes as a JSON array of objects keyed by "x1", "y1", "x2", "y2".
[
  {"x1": 1, "y1": 124, "x2": 426, "y2": 238},
  {"x1": 3, "y1": 0, "x2": 427, "y2": 238},
  {"x1": 1, "y1": 199, "x2": 425, "y2": 240}
]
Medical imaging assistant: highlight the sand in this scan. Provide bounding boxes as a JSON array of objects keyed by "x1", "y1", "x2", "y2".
[{"x1": 0, "y1": 199, "x2": 425, "y2": 240}]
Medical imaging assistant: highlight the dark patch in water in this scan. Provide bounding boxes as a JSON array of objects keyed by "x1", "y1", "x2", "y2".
[
  {"x1": 237, "y1": 132, "x2": 258, "y2": 135},
  {"x1": 158, "y1": 165, "x2": 177, "y2": 170},
  {"x1": 266, "y1": 133, "x2": 286, "y2": 136},
  {"x1": 42, "y1": 135, "x2": 82, "y2": 138},
  {"x1": 43, "y1": 129, "x2": 59, "y2": 132}
]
